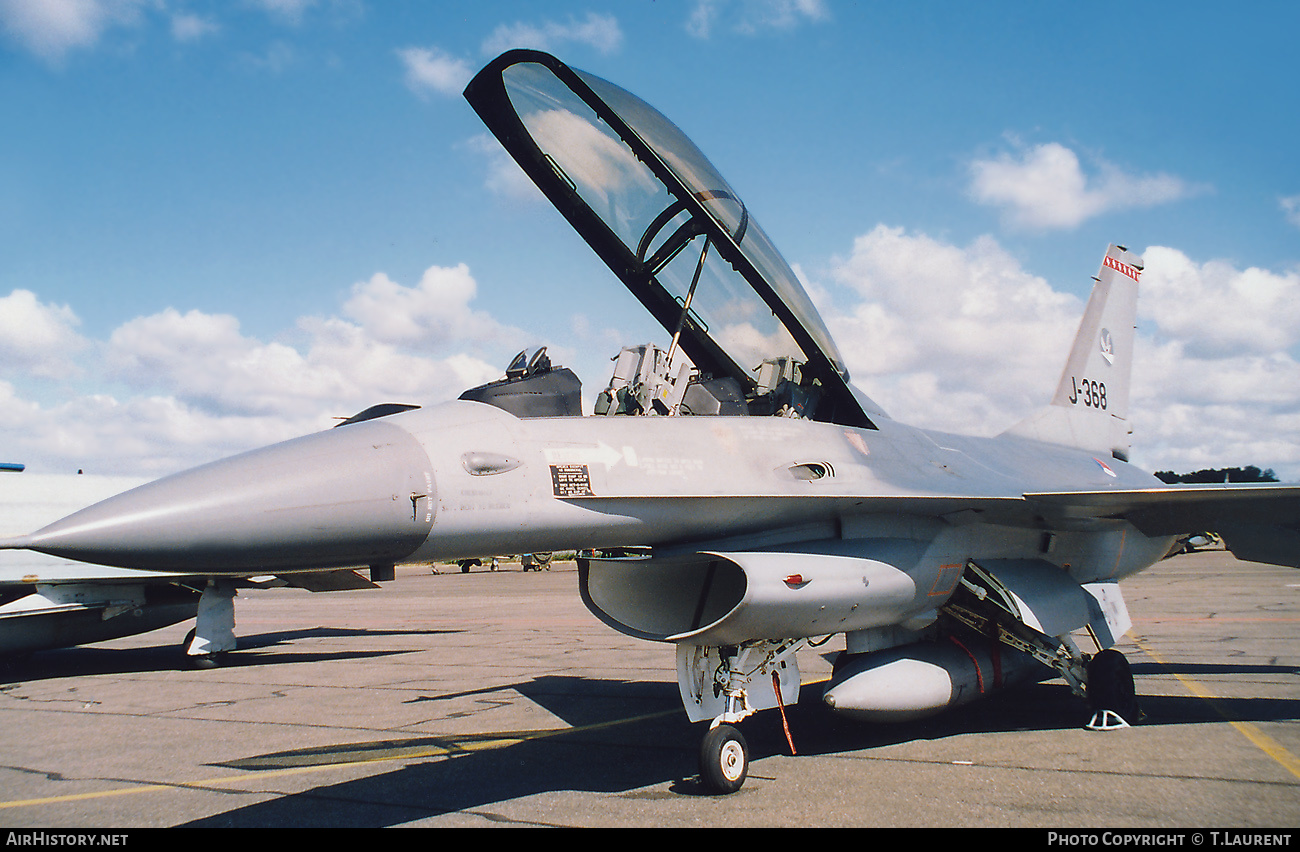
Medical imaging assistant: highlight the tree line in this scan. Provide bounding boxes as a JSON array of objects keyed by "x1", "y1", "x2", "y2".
[{"x1": 1154, "y1": 465, "x2": 1279, "y2": 484}]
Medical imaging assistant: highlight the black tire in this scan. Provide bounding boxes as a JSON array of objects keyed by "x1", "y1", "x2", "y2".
[
  {"x1": 699, "y1": 724, "x2": 748, "y2": 794},
  {"x1": 181, "y1": 628, "x2": 221, "y2": 669},
  {"x1": 1087, "y1": 648, "x2": 1140, "y2": 723}
]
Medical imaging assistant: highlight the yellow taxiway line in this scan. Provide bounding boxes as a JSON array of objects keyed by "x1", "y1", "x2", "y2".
[{"x1": 1135, "y1": 638, "x2": 1300, "y2": 781}]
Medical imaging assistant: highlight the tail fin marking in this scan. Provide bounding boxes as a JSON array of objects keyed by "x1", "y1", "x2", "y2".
[{"x1": 1004, "y1": 244, "x2": 1143, "y2": 460}]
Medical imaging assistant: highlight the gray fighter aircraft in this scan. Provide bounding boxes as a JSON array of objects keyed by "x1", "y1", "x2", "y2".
[{"x1": 2, "y1": 50, "x2": 1298, "y2": 793}]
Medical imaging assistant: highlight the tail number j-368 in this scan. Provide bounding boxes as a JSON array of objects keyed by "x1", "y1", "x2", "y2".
[{"x1": 1069, "y1": 377, "x2": 1107, "y2": 409}]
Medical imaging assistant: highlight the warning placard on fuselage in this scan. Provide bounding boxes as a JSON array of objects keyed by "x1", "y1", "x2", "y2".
[{"x1": 550, "y1": 464, "x2": 594, "y2": 497}]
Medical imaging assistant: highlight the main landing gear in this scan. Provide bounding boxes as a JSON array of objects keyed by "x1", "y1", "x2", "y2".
[
  {"x1": 1085, "y1": 648, "x2": 1142, "y2": 730},
  {"x1": 942, "y1": 560, "x2": 1143, "y2": 731}
]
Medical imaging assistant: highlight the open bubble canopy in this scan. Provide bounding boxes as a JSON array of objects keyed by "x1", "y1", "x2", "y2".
[{"x1": 465, "y1": 50, "x2": 881, "y2": 428}]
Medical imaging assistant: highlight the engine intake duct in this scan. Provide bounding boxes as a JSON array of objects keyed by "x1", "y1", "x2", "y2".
[{"x1": 578, "y1": 549, "x2": 917, "y2": 646}]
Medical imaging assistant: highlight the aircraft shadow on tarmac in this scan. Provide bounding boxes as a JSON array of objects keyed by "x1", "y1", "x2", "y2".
[
  {"x1": 1131, "y1": 661, "x2": 1300, "y2": 677},
  {"x1": 179, "y1": 672, "x2": 1300, "y2": 828},
  {"x1": 0, "y1": 626, "x2": 461, "y2": 682}
]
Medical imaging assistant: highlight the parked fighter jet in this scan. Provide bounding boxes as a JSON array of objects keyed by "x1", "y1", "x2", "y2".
[
  {"x1": 0, "y1": 471, "x2": 388, "y2": 664},
  {"x1": 2, "y1": 50, "x2": 1297, "y2": 792}
]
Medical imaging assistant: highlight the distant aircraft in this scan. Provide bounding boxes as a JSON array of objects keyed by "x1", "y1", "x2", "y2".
[
  {"x1": 3, "y1": 50, "x2": 1297, "y2": 792},
  {"x1": 0, "y1": 471, "x2": 387, "y2": 665}
]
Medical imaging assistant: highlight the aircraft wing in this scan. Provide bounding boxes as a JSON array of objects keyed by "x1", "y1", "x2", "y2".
[
  {"x1": 1026, "y1": 483, "x2": 1300, "y2": 568},
  {"x1": 0, "y1": 557, "x2": 199, "y2": 586},
  {"x1": 0, "y1": 554, "x2": 379, "y2": 591}
]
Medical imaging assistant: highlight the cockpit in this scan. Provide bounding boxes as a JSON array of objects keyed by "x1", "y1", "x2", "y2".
[
  {"x1": 459, "y1": 342, "x2": 822, "y2": 424},
  {"x1": 458, "y1": 50, "x2": 884, "y2": 429}
]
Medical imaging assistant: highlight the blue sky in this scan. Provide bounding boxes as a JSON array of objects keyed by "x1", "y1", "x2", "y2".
[{"x1": 1, "y1": 1, "x2": 1297, "y2": 480}]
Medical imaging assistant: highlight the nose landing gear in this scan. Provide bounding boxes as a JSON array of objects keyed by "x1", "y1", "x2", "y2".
[{"x1": 700, "y1": 723, "x2": 749, "y2": 794}]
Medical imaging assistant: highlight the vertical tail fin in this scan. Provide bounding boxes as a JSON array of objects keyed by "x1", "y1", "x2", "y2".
[{"x1": 1004, "y1": 244, "x2": 1143, "y2": 460}]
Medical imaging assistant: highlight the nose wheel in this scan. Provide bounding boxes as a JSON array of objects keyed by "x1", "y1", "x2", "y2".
[{"x1": 700, "y1": 724, "x2": 748, "y2": 794}]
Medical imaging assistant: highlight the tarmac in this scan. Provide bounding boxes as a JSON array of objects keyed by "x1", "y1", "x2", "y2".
[{"x1": 0, "y1": 549, "x2": 1296, "y2": 828}]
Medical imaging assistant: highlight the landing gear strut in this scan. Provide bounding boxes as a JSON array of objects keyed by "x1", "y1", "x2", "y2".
[{"x1": 181, "y1": 579, "x2": 237, "y2": 668}]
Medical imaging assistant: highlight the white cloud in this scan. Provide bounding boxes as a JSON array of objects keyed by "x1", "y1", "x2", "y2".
[
  {"x1": 969, "y1": 141, "x2": 1205, "y2": 230},
  {"x1": 0, "y1": 0, "x2": 146, "y2": 61},
  {"x1": 1137, "y1": 246, "x2": 1300, "y2": 358},
  {"x1": 105, "y1": 307, "x2": 329, "y2": 415},
  {"x1": 687, "y1": 0, "x2": 828, "y2": 39},
  {"x1": 1130, "y1": 342, "x2": 1300, "y2": 478},
  {"x1": 341, "y1": 263, "x2": 519, "y2": 346},
  {"x1": 481, "y1": 12, "x2": 622, "y2": 56},
  {"x1": 0, "y1": 289, "x2": 88, "y2": 379},
  {"x1": 1125, "y1": 246, "x2": 1300, "y2": 477},
  {"x1": 812, "y1": 228, "x2": 1299, "y2": 479},
  {"x1": 293, "y1": 315, "x2": 501, "y2": 403},
  {"x1": 97, "y1": 264, "x2": 516, "y2": 421},
  {"x1": 0, "y1": 0, "x2": 346, "y2": 61},
  {"x1": 170, "y1": 12, "x2": 219, "y2": 43},
  {"x1": 1, "y1": 389, "x2": 312, "y2": 477},
  {"x1": 465, "y1": 133, "x2": 543, "y2": 201},
  {"x1": 396, "y1": 45, "x2": 473, "y2": 98},
  {"x1": 523, "y1": 107, "x2": 658, "y2": 205},
  {"x1": 0, "y1": 380, "x2": 43, "y2": 434},
  {"x1": 2, "y1": 262, "x2": 525, "y2": 475},
  {"x1": 237, "y1": 38, "x2": 297, "y2": 74},
  {"x1": 246, "y1": 0, "x2": 317, "y2": 26},
  {"x1": 1281, "y1": 195, "x2": 1300, "y2": 230},
  {"x1": 823, "y1": 226, "x2": 1081, "y2": 426}
]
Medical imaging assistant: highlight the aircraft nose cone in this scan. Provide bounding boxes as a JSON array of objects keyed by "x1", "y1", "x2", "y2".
[{"x1": 23, "y1": 420, "x2": 436, "y2": 572}]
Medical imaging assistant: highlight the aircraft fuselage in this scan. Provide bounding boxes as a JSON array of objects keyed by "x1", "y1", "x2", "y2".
[{"x1": 18, "y1": 399, "x2": 1174, "y2": 621}]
